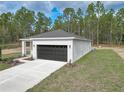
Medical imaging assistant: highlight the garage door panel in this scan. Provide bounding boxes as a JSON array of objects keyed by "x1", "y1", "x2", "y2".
[{"x1": 37, "y1": 45, "x2": 67, "y2": 62}]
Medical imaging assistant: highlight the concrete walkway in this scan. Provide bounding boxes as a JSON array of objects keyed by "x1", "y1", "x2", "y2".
[{"x1": 0, "y1": 59, "x2": 66, "y2": 92}]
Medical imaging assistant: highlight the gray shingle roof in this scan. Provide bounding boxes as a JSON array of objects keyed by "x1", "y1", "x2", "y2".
[
  {"x1": 22, "y1": 29, "x2": 90, "y2": 41},
  {"x1": 31, "y1": 29, "x2": 80, "y2": 38}
]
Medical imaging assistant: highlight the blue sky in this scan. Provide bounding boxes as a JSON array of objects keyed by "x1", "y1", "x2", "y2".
[{"x1": 0, "y1": 1, "x2": 124, "y2": 22}]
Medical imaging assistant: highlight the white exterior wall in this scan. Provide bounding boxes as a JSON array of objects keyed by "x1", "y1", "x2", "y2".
[
  {"x1": 31, "y1": 39, "x2": 92, "y2": 63},
  {"x1": 22, "y1": 41, "x2": 26, "y2": 56},
  {"x1": 32, "y1": 39, "x2": 73, "y2": 63},
  {"x1": 72, "y1": 40, "x2": 92, "y2": 63}
]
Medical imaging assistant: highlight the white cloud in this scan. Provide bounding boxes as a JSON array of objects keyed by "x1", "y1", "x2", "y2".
[
  {"x1": 0, "y1": 1, "x2": 123, "y2": 16},
  {"x1": 45, "y1": 1, "x2": 54, "y2": 13},
  {"x1": 103, "y1": 1, "x2": 124, "y2": 9},
  {"x1": 0, "y1": 3, "x2": 8, "y2": 14}
]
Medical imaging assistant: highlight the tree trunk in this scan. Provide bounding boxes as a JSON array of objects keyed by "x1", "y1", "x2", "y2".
[
  {"x1": 91, "y1": 21, "x2": 94, "y2": 45},
  {"x1": 110, "y1": 22, "x2": 113, "y2": 46},
  {"x1": 97, "y1": 18, "x2": 99, "y2": 46},
  {"x1": 120, "y1": 25, "x2": 123, "y2": 46},
  {"x1": 68, "y1": 21, "x2": 70, "y2": 32},
  {"x1": 79, "y1": 22, "x2": 80, "y2": 35},
  {"x1": 0, "y1": 47, "x2": 1, "y2": 61}
]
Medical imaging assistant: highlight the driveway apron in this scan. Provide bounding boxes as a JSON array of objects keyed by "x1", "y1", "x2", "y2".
[{"x1": 0, "y1": 59, "x2": 66, "y2": 92}]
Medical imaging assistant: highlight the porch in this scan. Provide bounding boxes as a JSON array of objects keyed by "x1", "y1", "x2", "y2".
[{"x1": 21, "y1": 40, "x2": 33, "y2": 57}]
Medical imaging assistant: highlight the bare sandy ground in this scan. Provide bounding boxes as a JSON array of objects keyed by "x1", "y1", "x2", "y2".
[
  {"x1": 113, "y1": 48, "x2": 124, "y2": 60},
  {"x1": 2, "y1": 47, "x2": 30, "y2": 55},
  {"x1": 2, "y1": 47, "x2": 21, "y2": 55}
]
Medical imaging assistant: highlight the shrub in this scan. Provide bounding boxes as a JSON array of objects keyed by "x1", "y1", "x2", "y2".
[{"x1": 2, "y1": 53, "x2": 21, "y2": 64}]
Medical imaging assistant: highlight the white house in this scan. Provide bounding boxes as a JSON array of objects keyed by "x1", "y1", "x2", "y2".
[{"x1": 20, "y1": 29, "x2": 92, "y2": 63}]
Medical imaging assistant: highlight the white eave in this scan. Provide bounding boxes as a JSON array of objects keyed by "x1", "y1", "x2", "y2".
[
  {"x1": 20, "y1": 37, "x2": 75, "y2": 41},
  {"x1": 20, "y1": 37, "x2": 91, "y2": 41}
]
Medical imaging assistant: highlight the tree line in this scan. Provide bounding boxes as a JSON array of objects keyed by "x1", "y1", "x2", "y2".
[
  {"x1": 0, "y1": 7, "x2": 52, "y2": 44},
  {"x1": 0, "y1": 1, "x2": 124, "y2": 46}
]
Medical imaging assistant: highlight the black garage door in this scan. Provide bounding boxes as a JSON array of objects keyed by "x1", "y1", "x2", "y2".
[{"x1": 37, "y1": 45, "x2": 67, "y2": 62}]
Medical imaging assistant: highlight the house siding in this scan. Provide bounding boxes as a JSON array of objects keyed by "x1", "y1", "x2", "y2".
[{"x1": 72, "y1": 40, "x2": 92, "y2": 63}]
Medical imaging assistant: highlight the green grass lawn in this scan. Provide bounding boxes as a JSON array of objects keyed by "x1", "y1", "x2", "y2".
[
  {"x1": 0, "y1": 63, "x2": 12, "y2": 71},
  {"x1": 28, "y1": 49, "x2": 124, "y2": 92},
  {"x1": 0, "y1": 52, "x2": 22, "y2": 71}
]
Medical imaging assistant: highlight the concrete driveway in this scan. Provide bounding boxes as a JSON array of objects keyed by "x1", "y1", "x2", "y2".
[{"x1": 0, "y1": 59, "x2": 66, "y2": 92}]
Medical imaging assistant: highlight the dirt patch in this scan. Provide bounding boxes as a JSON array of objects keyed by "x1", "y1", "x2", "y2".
[
  {"x1": 23, "y1": 57, "x2": 34, "y2": 61},
  {"x1": 2, "y1": 47, "x2": 22, "y2": 55},
  {"x1": 2, "y1": 47, "x2": 30, "y2": 55},
  {"x1": 113, "y1": 48, "x2": 124, "y2": 60},
  {"x1": 10, "y1": 60, "x2": 24, "y2": 66}
]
